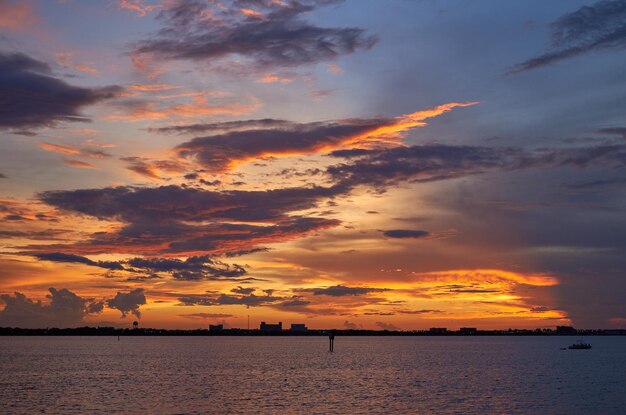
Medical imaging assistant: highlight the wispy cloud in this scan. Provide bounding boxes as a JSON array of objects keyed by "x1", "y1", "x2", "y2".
[{"x1": 508, "y1": 0, "x2": 626, "y2": 73}]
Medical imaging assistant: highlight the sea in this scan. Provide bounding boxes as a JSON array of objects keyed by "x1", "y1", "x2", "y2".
[{"x1": 0, "y1": 336, "x2": 625, "y2": 414}]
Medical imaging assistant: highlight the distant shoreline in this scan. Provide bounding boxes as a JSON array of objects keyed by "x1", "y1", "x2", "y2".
[{"x1": 1, "y1": 327, "x2": 625, "y2": 336}]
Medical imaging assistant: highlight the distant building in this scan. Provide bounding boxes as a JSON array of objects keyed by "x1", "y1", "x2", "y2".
[
  {"x1": 290, "y1": 324, "x2": 307, "y2": 332},
  {"x1": 459, "y1": 327, "x2": 477, "y2": 335},
  {"x1": 260, "y1": 321, "x2": 282, "y2": 332},
  {"x1": 556, "y1": 326, "x2": 577, "y2": 335},
  {"x1": 209, "y1": 324, "x2": 224, "y2": 332},
  {"x1": 132, "y1": 321, "x2": 139, "y2": 329},
  {"x1": 429, "y1": 327, "x2": 447, "y2": 334}
]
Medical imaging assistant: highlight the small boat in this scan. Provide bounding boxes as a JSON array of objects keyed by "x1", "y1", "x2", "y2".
[{"x1": 568, "y1": 341, "x2": 592, "y2": 350}]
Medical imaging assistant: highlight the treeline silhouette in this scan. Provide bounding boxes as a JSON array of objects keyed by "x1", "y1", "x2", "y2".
[{"x1": 1, "y1": 327, "x2": 624, "y2": 336}]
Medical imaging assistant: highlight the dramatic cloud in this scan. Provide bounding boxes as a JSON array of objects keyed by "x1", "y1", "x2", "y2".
[
  {"x1": 383, "y1": 229, "x2": 430, "y2": 239},
  {"x1": 327, "y1": 144, "x2": 524, "y2": 189},
  {"x1": 0, "y1": 51, "x2": 122, "y2": 130},
  {"x1": 508, "y1": 0, "x2": 626, "y2": 73},
  {"x1": 39, "y1": 142, "x2": 111, "y2": 159},
  {"x1": 150, "y1": 118, "x2": 293, "y2": 135},
  {"x1": 132, "y1": 0, "x2": 377, "y2": 69},
  {"x1": 121, "y1": 157, "x2": 186, "y2": 180},
  {"x1": 127, "y1": 255, "x2": 247, "y2": 280},
  {"x1": 231, "y1": 286, "x2": 255, "y2": 295},
  {"x1": 107, "y1": 288, "x2": 146, "y2": 318},
  {"x1": 32, "y1": 252, "x2": 247, "y2": 281},
  {"x1": 178, "y1": 293, "x2": 283, "y2": 307},
  {"x1": 108, "y1": 94, "x2": 259, "y2": 122},
  {"x1": 39, "y1": 184, "x2": 341, "y2": 224},
  {"x1": 34, "y1": 252, "x2": 124, "y2": 270},
  {"x1": 34, "y1": 185, "x2": 341, "y2": 255},
  {"x1": 301, "y1": 285, "x2": 388, "y2": 297},
  {"x1": 174, "y1": 103, "x2": 477, "y2": 172},
  {"x1": 0, "y1": 288, "x2": 103, "y2": 328}
]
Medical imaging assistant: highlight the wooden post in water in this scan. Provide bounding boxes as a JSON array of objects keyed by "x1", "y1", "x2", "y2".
[{"x1": 329, "y1": 333, "x2": 335, "y2": 352}]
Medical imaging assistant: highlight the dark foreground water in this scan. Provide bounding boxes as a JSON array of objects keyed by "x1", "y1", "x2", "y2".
[{"x1": 0, "y1": 336, "x2": 625, "y2": 414}]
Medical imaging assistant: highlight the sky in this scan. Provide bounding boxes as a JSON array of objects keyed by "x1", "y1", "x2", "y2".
[{"x1": 0, "y1": 0, "x2": 625, "y2": 330}]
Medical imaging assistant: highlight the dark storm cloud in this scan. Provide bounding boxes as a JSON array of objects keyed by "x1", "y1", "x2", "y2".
[
  {"x1": 301, "y1": 285, "x2": 388, "y2": 296},
  {"x1": 40, "y1": 184, "x2": 343, "y2": 223},
  {"x1": 327, "y1": 145, "x2": 524, "y2": 189},
  {"x1": 0, "y1": 288, "x2": 103, "y2": 328},
  {"x1": 106, "y1": 288, "x2": 146, "y2": 318},
  {"x1": 0, "y1": 229, "x2": 68, "y2": 240},
  {"x1": 0, "y1": 173, "x2": 6, "y2": 179},
  {"x1": 541, "y1": 144, "x2": 626, "y2": 168},
  {"x1": 565, "y1": 177, "x2": 626, "y2": 190},
  {"x1": 132, "y1": 0, "x2": 376, "y2": 69},
  {"x1": 508, "y1": 0, "x2": 626, "y2": 73},
  {"x1": 328, "y1": 148, "x2": 372, "y2": 158},
  {"x1": 231, "y1": 286, "x2": 255, "y2": 294},
  {"x1": 0, "y1": 51, "x2": 122, "y2": 130},
  {"x1": 165, "y1": 217, "x2": 339, "y2": 254},
  {"x1": 150, "y1": 119, "x2": 294, "y2": 135},
  {"x1": 174, "y1": 119, "x2": 385, "y2": 172},
  {"x1": 328, "y1": 143, "x2": 626, "y2": 191},
  {"x1": 278, "y1": 297, "x2": 311, "y2": 307},
  {"x1": 598, "y1": 127, "x2": 626, "y2": 139},
  {"x1": 34, "y1": 252, "x2": 124, "y2": 270},
  {"x1": 127, "y1": 255, "x2": 247, "y2": 280},
  {"x1": 35, "y1": 184, "x2": 341, "y2": 255},
  {"x1": 178, "y1": 293, "x2": 283, "y2": 307},
  {"x1": 382, "y1": 229, "x2": 430, "y2": 239},
  {"x1": 224, "y1": 247, "x2": 270, "y2": 257},
  {"x1": 32, "y1": 252, "x2": 248, "y2": 281}
]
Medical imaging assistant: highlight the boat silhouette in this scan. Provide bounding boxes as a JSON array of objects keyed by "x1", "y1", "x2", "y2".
[{"x1": 568, "y1": 341, "x2": 592, "y2": 350}]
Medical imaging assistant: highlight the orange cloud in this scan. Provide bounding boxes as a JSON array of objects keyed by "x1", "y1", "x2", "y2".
[
  {"x1": 62, "y1": 158, "x2": 97, "y2": 169},
  {"x1": 128, "y1": 84, "x2": 181, "y2": 93},
  {"x1": 109, "y1": 95, "x2": 260, "y2": 122},
  {"x1": 122, "y1": 156, "x2": 188, "y2": 180},
  {"x1": 327, "y1": 64, "x2": 344, "y2": 74},
  {"x1": 240, "y1": 8, "x2": 264, "y2": 18},
  {"x1": 117, "y1": 0, "x2": 159, "y2": 16},
  {"x1": 38, "y1": 142, "x2": 111, "y2": 159},
  {"x1": 256, "y1": 73, "x2": 293, "y2": 84},
  {"x1": 0, "y1": 0, "x2": 38, "y2": 31},
  {"x1": 175, "y1": 102, "x2": 479, "y2": 172},
  {"x1": 130, "y1": 51, "x2": 163, "y2": 79},
  {"x1": 39, "y1": 142, "x2": 80, "y2": 156},
  {"x1": 55, "y1": 52, "x2": 98, "y2": 75},
  {"x1": 409, "y1": 269, "x2": 559, "y2": 288},
  {"x1": 348, "y1": 102, "x2": 479, "y2": 148}
]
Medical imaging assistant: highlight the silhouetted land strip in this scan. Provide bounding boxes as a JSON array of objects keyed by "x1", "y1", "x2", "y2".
[{"x1": 1, "y1": 327, "x2": 624, "y2": 336}]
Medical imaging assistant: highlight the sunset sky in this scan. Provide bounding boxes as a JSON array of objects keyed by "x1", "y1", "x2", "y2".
[{"x1": 1, "y1": 0, "x2": 625, "y2": 330}]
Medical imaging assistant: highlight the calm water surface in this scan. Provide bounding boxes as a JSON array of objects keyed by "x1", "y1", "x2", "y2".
[{"x1": 0, "y1": 336, "x2": 625, "y2": 414}]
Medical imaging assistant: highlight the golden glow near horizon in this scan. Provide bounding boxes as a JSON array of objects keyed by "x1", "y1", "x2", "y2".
[{"x1": 4, "y1": 0, "x2": 623, "y2": 330}]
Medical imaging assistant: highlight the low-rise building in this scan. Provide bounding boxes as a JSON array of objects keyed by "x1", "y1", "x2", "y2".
[
  {"x1": 260, "y1": 321, "x2": 282, "y2": 332},
  {"x1": 290, "y1": 323, "x2": 307, "y2": 332},
  {"x1": 209, "y1": 324, "x2": 224, "y2": 332},
  {"x1": 459, "y1": 327, "x2": 477, "y2": 335}
]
